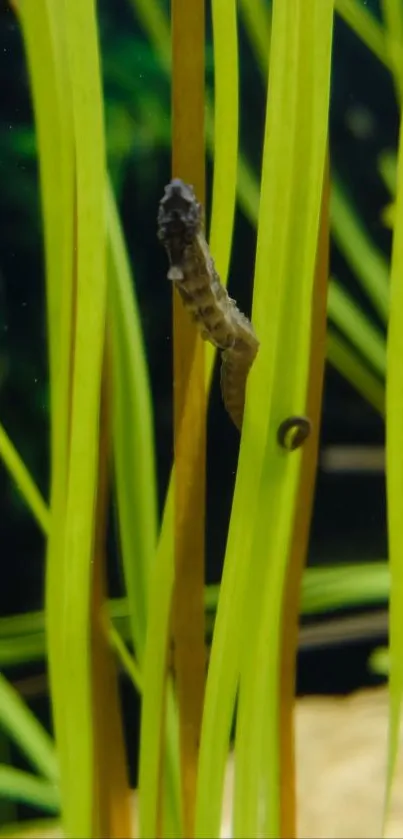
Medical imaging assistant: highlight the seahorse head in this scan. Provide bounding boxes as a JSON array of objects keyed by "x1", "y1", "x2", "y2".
[{"x1": 157, "y1": 179, "x2": 202, "y2": 248}]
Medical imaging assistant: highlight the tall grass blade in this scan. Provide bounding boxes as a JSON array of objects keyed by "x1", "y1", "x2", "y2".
[
  {"x1": 330, "y1": 178, "x2": 390, "y2": 323},
  {"x1": 278, "y1": 155, "x2": 330, "y2": 837},
  {"x1": 233, "y1": 1, "x2": 333, "y2": 835},
  {"x1": 328, "y1": 281, "x2": 387, "y2": 377},
  {"x1": 15, "y1": 0, "x2": 74, "y2": 473},
  {"x1": 0, "y1": 817, "x2": 59, "y2": 838},
  {"x1": 208, "y1": 0, "x2": 238, "y2": 294},
  {"x1": 379, "y1": 150, "x2": 397, "y2": 196},
  {"x1": 327, "y1": 330, "x2": 385, "y2": 413},
  {"x1": 0, "y1": 425, "x2": 49, "y2": 534},
  {"x1": 56, "y1": 0, "x2": 108, "y2": 831},
  {"x1": 108, "y1": 178, "x2": 158, "y2": 662},
  {"x1": 0, "y1": 768, "x2": 59, "y2": 814},
  {"x1": 169, "y1": 4, "x2": 206, "y2": 834},
  {"x1": 138, "y1": 489, "x2": 181, "y2": 837},
  {"x1": 0, "y1": 674, "x2": 57, "y2": 784},
  {"x1": 381, "y1": 0, "x2": 403, "y2": 101},
  {"x1": 0, "y1": 733, "x2": 16, "y2": 826},
  {"x1": 90, "y1": 352, "x2": 132, "y2": 838},
  {"x1": 15, "y1": 4, "x2": 76, "y2": 832},
  {"x1": 335, "y1": 0, "x2": 390, "y2": 67},
  {"x1": 238, "y1": 0, "x2": 271, "y2": 84},
  {"x1": 302, "y1": 562, "x2": 389, "y2": 614},
  {"x1": 384, "y1": 68, "x2": 403, "y2": 836},
  {"x1": 0, "y1": 636, "x2": 47, "y2": 668}
]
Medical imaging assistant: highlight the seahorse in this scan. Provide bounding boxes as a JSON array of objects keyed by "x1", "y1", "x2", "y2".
[{"x1": 157, "y1": 178, "x2": 259, "y2": 430}]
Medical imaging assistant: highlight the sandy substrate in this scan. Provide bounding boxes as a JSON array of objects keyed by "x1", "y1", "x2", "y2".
[{"x1": 296, "y1": 687, "x2": 400, "y2": 839}]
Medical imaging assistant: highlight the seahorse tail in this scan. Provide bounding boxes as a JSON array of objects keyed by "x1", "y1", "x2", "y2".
[{"x1": 220, "y1": 342, "x2": 256, "y2": 431}]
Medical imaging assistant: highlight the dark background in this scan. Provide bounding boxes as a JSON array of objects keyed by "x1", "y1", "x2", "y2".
[{"x1": 0, "y1": 0, "x2": 392, "y2": 798}]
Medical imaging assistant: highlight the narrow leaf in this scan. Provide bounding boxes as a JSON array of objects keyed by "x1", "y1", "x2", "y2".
[
  {"x1": 384, "y1": 74, "x2": 403, "y2": 834},
  {"x1": 0, "y1": 674, "x2": 58, "y2": 784},
  {"x1": 0, "y1": 767, "x2": 59, "y2": 814}
]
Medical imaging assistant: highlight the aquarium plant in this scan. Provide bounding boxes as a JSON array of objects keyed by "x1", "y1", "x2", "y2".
[{"x1": 0, "y1": 1, "x2": 402, "y2": 838}]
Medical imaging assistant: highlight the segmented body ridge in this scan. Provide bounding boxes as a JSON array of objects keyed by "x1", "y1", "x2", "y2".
[
  {"x1": 178, "y1": 233, "x2": 236, "y2": 350},
  {"x1": 158, "y1": 178, "x2": 259, "y2": 431}
]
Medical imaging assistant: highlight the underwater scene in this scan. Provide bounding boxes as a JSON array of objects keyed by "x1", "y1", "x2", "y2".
[{"x1": 0, "y1": 0, "x2": 400, "y2": 836}]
